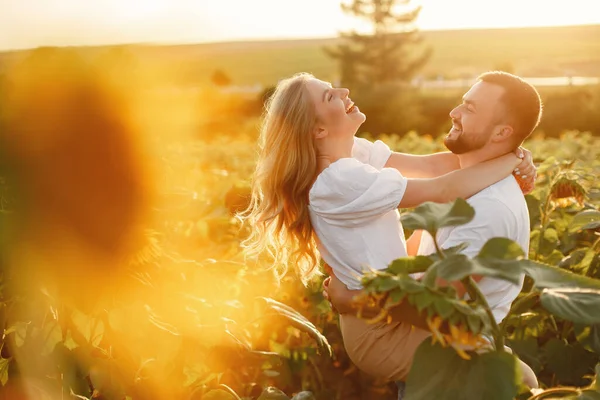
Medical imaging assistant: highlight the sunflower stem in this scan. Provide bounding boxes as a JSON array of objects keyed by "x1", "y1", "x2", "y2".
[
  {"x1": 432, "y1": 230, "x2": 444, "y2": 259},
  {"x1": 535, "y1": 191, "x2": 554, "y2": 261},
  {"x1": 462, "y1": 277, "x2": 505, "y2": 352}
]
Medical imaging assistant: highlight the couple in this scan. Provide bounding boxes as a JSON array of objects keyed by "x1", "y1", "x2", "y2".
[{"x1": 243, "y1": 71, "x2": 541, "y2": 395}]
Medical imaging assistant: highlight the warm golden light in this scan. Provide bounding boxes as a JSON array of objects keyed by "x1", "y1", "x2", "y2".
[
  {"x1": 0, "y1": 1, "x2": 598, "y2": 398},
  {"x1": 0, "y1": 49, "x2": 310, "y2": 399},
  {"x1": 1, "y1": 0, "x2": 598, "y2": 50}
]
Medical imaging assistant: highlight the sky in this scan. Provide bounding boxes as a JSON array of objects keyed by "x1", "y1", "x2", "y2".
[{"x1": 1, "y1": 0, "x2": 600, "y2": 50}]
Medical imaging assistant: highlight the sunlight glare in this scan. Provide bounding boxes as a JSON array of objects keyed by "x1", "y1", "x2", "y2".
[{"x1": 115, "y1": 0, "x2": 167, "y2": 20}]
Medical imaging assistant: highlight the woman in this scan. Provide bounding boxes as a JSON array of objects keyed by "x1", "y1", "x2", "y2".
[{"x1": 242, "y1": 73, "x2": 536, "y2": 386}]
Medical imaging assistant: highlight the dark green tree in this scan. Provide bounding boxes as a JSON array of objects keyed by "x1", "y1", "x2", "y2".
[{"x1": 325, "y1": 0, "x2": 431, "y2": 88}]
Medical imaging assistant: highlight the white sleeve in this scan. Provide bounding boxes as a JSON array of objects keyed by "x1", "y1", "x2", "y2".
[
  {"x1": 309, "y1": 159, "x2": 407, "y2": 227},
  {"x1": 352, "y1": 137, "x2": 393, "y2": 170},
  {"x1": 439, "y1": 198, "x2": 518, "y2": 257}
]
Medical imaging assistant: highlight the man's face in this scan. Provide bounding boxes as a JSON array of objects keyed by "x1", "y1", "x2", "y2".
[{"x1": 445, "y1": 81, "x2": 507, "y2": 154}]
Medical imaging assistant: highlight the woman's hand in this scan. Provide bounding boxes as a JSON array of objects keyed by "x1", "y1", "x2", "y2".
[{"x1": 514, "y1": 147, "x2": 537, "y2": 195}]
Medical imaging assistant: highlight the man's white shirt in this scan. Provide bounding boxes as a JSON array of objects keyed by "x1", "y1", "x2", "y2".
[{"x1": 416, "y1": 175, "x2": 530, "y2": 323}]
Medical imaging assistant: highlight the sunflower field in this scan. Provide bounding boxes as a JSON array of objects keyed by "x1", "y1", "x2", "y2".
[{"x1": 0, "y1": 51, "x2": 599, "y2": 400}]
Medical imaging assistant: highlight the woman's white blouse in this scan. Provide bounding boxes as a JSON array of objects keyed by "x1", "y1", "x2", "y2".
[{"x1": 308, "y1": 138, "x2": 409, "y2": 289}]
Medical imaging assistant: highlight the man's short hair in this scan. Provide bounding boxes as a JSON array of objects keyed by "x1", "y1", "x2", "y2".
[{"x1": 477, "y1": 71, "x2": 543, "y2": 145}]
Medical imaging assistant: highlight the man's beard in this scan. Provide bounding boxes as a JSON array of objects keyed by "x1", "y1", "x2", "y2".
[{"x1": 444, "y1": 123, "x2": 490, "y2": 155}]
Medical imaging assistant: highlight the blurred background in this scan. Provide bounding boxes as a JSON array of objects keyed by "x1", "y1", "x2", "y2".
[
  {"x1": 0, "y1": 1, "x2": 599, "y2": 399},
  {"x1": 2, "y1": 0, "x2": 600, "y2": 139}
]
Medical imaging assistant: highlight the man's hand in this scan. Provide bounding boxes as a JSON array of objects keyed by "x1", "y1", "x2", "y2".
[
  {"x1": 322, "y1": 273, "x2": 381, "y2": 318},
  {"x1": 514, "y1": 147, "x2": 537, "y2": 194}
]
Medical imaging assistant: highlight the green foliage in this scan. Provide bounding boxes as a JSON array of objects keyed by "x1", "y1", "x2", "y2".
[
  {"x1": 361, "y1": 263, "x2": 493, "y2": 336},
  {"x1": 540, "y1": 288, "x2": 600, "y2": 325},
  {"x1": 400, "y1": 198, "x2": 475, "y2": 235},
  {"x1": 570, "y1": 210, "x2": 600, "y2": 233},
  {"x1": 405, "y1": 341, "x2": 520, "y2": 400}
]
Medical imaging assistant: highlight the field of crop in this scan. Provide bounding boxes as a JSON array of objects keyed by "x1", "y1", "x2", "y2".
[
  {"x1": 127, "y1": 24, "x2": 600, "y2": 86},
  {"x1": 2, "y1": 24, "x2": 599, "y2": 88},
  {"x1": 1, "y1": 120, "x2": 599, "y2": 399},
  {"x1": 0, "y1": 48, "x2": 599, "y2": 400}
]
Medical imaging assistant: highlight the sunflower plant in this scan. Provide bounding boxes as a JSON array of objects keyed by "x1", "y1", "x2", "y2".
[{"x1": 358, "y1": 198, "x2": 600, "y2": 400}]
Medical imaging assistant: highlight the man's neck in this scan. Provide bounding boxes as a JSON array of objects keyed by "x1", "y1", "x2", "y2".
[
  {"x1": 457, "y1": 152, "x2": 487, "y2": 169},
  {"x1": 457, "y1": 147, "x2": 507, "y2": 169}
]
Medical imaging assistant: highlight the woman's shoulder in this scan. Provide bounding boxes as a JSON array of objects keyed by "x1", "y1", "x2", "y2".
[
  {"x1": 309, "y1": 158, "x2": 402, "y2": 208},
  {"x1": 311, "y1": 158, "x2": 375, "y2": 190},
  {"x1": 352, "y1": 137, "x2": 393, "y2": 170}
]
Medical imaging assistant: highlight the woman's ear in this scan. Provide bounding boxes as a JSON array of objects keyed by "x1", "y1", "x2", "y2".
[{"x1": 313, "y1": 126, "x2": 328, "y2": 140}]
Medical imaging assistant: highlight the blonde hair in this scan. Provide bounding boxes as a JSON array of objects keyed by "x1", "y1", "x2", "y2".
[{"x1": 241, "y1": 73, "x2": 320, "y2": 284}]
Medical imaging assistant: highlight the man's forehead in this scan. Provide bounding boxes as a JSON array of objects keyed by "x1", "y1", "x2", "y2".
[{"x1": 464, "y1": 81, "x2": 505, "y2": 102}]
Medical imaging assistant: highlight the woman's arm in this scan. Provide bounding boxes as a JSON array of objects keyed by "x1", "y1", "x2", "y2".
[
  {"x1": 385, "y1": 152, "x2": 460, "y2": 179},
  {"x1": 399, "y1": 152, "x2": 520, "y2": 209},
  {"x1": 385, "y1": 147, "x2": 536, "y2": 187}
]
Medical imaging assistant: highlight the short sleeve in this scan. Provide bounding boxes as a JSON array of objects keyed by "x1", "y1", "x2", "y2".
[
  {"x1": 352, "y1": 137, "x2": 393, "y2": 170},
  {"x1": 309, "y1": 159, "x2": 407, "y2": 227}
]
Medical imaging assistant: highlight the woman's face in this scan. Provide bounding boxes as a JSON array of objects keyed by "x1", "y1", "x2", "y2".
[{"x1": 305, "y1": 78, "x2": 366, "y2": 139}]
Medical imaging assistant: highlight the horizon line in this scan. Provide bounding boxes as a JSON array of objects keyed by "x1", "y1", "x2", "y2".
[{"x1": 1, "y1": 22, "x2": 598, "y2": 53}]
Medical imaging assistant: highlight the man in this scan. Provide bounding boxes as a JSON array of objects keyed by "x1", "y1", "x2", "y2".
[{"x1": 323, "y1": 71, "x2": 542, "y2": 396}]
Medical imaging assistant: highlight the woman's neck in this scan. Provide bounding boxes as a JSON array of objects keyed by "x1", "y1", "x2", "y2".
[{"x1": 315, "y1": 137, "x2": 354, "y2": 174}]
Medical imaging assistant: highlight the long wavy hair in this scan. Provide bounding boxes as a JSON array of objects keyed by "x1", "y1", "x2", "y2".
[{"x1": 241, "y1": 73, "x2": 320, "y2": 284}]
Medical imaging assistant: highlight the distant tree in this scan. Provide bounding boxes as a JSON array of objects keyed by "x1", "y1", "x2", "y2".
[
  {"x1": 325, "y1": 43, "x2": 362, "y2": 89},
  {"x1": 211, "y1": 69, "x2": 232, "y2": 87},
  {"x1": 325, "y1": 0, "x2": 431, "y2": 88}
]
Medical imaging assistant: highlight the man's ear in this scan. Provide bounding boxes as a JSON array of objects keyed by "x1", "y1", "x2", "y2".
[{"x1": 491, "y1": 125, "x2": 514, "y2": 143}]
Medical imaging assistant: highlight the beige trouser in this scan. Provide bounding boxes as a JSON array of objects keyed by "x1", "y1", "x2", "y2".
[
  {"x1": 340, "y1": 314, "x2": 539, "y2": 388},
  {"x1": 339, "y1": 314, "x2": 432, "y2": 382}
]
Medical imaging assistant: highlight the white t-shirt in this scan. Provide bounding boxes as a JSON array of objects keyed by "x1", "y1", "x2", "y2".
[
  {"x1": 308, "y1": 138, "x2": 408, "y2": 289},
  {"x1": 416, "y1": 176, "x2": 530, "y2": 323}
]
